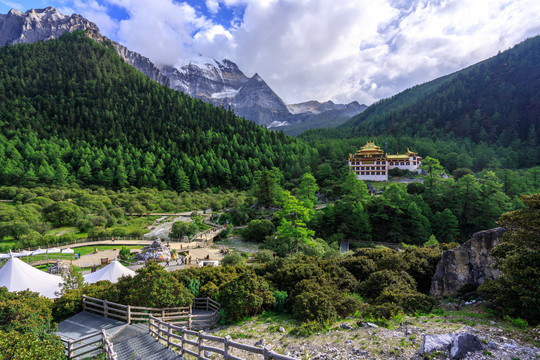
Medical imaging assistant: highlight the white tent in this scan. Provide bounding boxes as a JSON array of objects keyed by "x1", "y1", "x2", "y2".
[
  {"x1": 83, "y1": 260, "x2": 136, "y2": 284},
  {"x1": 61, "y1": 248, "x2": 75, "y2": 254},
  {"x1": 0, "y1": 257, "x2": 62, "y2": 298},
  {"x1": 32, "y1": 248, "x2": 47, "y2": 255},
  {"x1": 47, "y1": 248, "x2": 60, "y2": 254}
]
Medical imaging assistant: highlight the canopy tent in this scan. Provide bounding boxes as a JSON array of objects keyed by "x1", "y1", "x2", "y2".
[
  {"x1": 83, "y1": 260, "x2": 136, "y2": 284},
  {"x1": 61, "y1": 248, "x2": 74, "y2": 254},
  {"x1": 47, "y1": 248, "x2": 60, "y2": 254},
  {"x1": 32, "y1": 248, "x2": 47, "y2": 255},
  {"x1": 0, "y1": 257, "x2": 62, "y2": 298}
]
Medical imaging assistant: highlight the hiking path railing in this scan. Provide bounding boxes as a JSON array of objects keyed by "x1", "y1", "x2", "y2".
[
  {"x1": 61, "y1": 329, "x2": 118, "y2": 360},
  {"x1": 149, "y1": 316, "x2": 297, "y2": 360},
  {"x1": 82, "y1": 295, "x2": 219, "y2": 329}
]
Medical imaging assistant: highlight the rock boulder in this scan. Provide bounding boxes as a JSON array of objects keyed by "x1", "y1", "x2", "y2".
[{"x1": 430, "y1": 227, "x2": 505, "y2": 298}]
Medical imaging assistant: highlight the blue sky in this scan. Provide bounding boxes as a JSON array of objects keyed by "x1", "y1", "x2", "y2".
[{"x1": 3, "y1": 0, "x2": 540, "y2": 105}]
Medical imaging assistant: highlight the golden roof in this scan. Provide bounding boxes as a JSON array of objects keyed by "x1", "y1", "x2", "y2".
[{"x1": 349, "y1": 142, "x2": 420, "y2": 160}]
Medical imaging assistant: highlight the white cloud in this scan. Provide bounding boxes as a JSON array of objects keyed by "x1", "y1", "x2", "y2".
[
  {"x1": 54, "y1": 0, "x2": 540, "y2": 105},
  {"x1": 205, "y1": 0, "x2": 219, "y2": 14}
]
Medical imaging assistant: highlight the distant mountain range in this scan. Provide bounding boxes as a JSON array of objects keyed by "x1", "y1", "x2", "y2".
[{"x1": 0, "y1": 7, "x2": 366, "y2": 133}]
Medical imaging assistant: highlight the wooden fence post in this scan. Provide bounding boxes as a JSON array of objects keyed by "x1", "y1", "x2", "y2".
[
  {"x1": 206, "y1": 297, "x2": 209, "y2": 310},
  {"x1": 104, "y1": 300, "x2": 108, "y2": 318},
  {"x1": 167, "y1": 323, "x2": 171, "y2": 348},
  {"x1": 67, "y1": 341, "x2": 73, "y2": 359},
  {"x1": 224, "y1": 335, "x2": 230, "y2": 360},
  {"x1": 181, "y1": 326, "x2": 186, "y2": 356},
  {"x1": 263, "y1": 347, "x2": 270, "y2": 360},
  {"x1": 127, "y1": 305, "x2": 131, "y2": 323},
  {"x1": 188, "y1": 314, "x2": 192, "y2": 329},
  {"x1": 82, "y1": 296, "x2": 86, "y2": 311},
  {"x1": 198, "y1": 330, "x2": 203, "y2": 358}
]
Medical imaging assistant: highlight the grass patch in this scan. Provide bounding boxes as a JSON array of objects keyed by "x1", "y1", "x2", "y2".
[{"x1": 72, "y1": 245, "x2": 141, "y2": 257}]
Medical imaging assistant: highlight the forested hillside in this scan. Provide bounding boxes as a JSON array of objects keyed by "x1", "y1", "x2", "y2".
[
  {"x1": 307, "y1": 36, "x2": 540, "y2": 171},
  {"x1": 0, "y1": 31, "x2": 318, "y2": 191}
]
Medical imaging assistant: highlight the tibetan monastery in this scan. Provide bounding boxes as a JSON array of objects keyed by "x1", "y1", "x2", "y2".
[{"x1": 348, "y1": 142, "x2": 422, "y2": 181}]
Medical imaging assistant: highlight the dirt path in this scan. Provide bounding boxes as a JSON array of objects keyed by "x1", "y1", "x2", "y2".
[{"x1": 71, "y1": 249, "x2": 120, "y2": 268}]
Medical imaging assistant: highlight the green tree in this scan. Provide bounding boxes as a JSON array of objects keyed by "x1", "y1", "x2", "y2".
[
  {"x1": 56, "y1": 265, "x2": 85, "y2": 296},
  {"x1": 297, "y1": 173, "x2": 319, "y2": 209},
  {"x1": 272, "y1": 190, "x2": 315, "y2": 255},
  {"x1": 421, "y1": 156, "x2": 445, "y2": 187}
]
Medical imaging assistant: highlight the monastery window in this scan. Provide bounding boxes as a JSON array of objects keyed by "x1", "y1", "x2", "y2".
[{"x1": 406, "y1": 162, "x2": 410, "y2": 165}]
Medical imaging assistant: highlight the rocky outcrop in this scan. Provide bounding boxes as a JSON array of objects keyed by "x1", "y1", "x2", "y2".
[
  {"x1": 430, "y1": 227, "x2": 505, "y2": 298},
  {"x1": 135, "y1": 239, "x2": 171, "y2": 261},
  {"x1": 0, "y1": 7, "x2": 101, "y2": 45},
  {"x1": 112, "y1": 42, "x2": 169, "y2": 86},
  {"x1": 419, "y1": 333, "x2": 484, "y2": 359}
]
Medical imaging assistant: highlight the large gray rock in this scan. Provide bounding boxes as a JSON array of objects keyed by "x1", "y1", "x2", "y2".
[
  {"x1": 419, "y1": 334, "x2": 453, "y2": 355},
  {"x1": 430, "y1": 227, "x2": 505, "y2": 298},
  {"x1": 419, "y1": 333, "x2": 484, "y2": 359},
  {"x1": 450, "y1": 333, "x2": 484, "y2": 359}
]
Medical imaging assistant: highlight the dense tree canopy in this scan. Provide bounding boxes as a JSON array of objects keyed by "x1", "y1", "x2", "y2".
[{"x1": 0, "y1": 31, "x2": 318, "y2": 191}]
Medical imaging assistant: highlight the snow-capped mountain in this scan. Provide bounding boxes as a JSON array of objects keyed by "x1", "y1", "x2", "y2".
[
  {"x1": 0, "y1": 7, "x2": 366, "y2": 132},
  {"x1": 159, "y1": 58, "x2": 365, "y2": 129}
]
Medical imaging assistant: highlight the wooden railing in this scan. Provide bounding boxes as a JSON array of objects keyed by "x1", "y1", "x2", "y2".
[
  {"x1": 82, "y1": 295, "x2": 220, "y2": 329},
  {"x1": 149, "y1": 316, "x2": 297, "y2": 360},
  {"x1": 61, "y1": 329, "x2": 118, "y2": 360}
]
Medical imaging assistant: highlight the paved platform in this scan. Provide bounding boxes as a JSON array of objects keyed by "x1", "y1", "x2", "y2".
[{"x1": 57, "y1": 310, "x2": 128, "y2": 340}]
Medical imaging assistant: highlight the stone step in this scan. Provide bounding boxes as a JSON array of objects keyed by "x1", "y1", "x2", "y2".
[{"x1": 112, "y1": 324, "x2": 183, "y2": 360}]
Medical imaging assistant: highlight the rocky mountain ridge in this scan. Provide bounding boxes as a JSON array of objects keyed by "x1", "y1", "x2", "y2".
[{"x1": 0, "y1": 7, "x2": 366, "y2": 132}]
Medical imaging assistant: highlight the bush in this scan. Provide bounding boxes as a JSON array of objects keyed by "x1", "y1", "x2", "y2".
[
  {"x1": 254, "y1": 249, "x2": 275, "y2": 263},
  {"x1": 218, "y1": 272, "x2": 275, "y2": 322},
  {"x1": 117, "y1": 262, "x2": 193, "y2": 308},
  {"x1": 221, "y1": 252, "x2": 246, "y2": 267},
  {"x1": 199, "y1": 282, "x2": 219, "y2": 299},
  {"x1": 52, "y1": 289, "x2": 84, "y2": 322},
  {"x1": 360, "y1": 270, "x2": 416, "y2": 300},
  {"x1": 291, "y1": 279, "x2": 342, "y2": 324},
  {"x1": 240, "y1": 219, "x2": 274, "y2": 242},
  {"x1": 0, "y1": 331, "x2": 65, "y2": 360},
  {"x1": 273, "y1": 290, "x2": 288, "y2": 312}
]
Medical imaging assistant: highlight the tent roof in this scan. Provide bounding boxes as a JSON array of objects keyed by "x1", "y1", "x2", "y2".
[
  {"x1": 0, "y1": 257, "x2": 62, "y2": 298},
  {"x1": 83, "y1": 260, "x2": 136, "y2": 284}
]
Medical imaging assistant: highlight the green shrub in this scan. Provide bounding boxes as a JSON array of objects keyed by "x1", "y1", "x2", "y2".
[
  {"x1": 291, "y1": 279, "x2": 339, "y2": 324},
  {"x1": 52, "y1": 289, "x2": 84, "y2": 322},
  {"x1": 221, "y1": 252, "x2": 246, "y2": 267},
  {"x1": 188, "y1": 278, "x2": 201, "y2": 297},
  {"x1": 273, "y1": 290, "x2": 288, "y2": 313},
  {"x1": 218, "y1": 272, "x2": 275, "y2": 322},
  {"x1": 0, "y1": 331, "x2": 65, "y2": 360},
  {"x1": 199, "y1": 281, "x2": 219, "y2": 299},
  {"x1": 254, "y1": 249, "x2": 275, "y2": 263},
  {"x1": 117, "y1": 262, "x2": 193, "y2": 308},
  {"x1": 360, "y1": 270, "x2": 416, "y2": 300},
  {"x1": 240, "y1": 219, "x2": 274, "y2": 242}
]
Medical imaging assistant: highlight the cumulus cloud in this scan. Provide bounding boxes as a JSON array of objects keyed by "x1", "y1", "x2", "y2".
[{"x1": 33, "y1": 0, "x2": 540, "y2": 104}]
